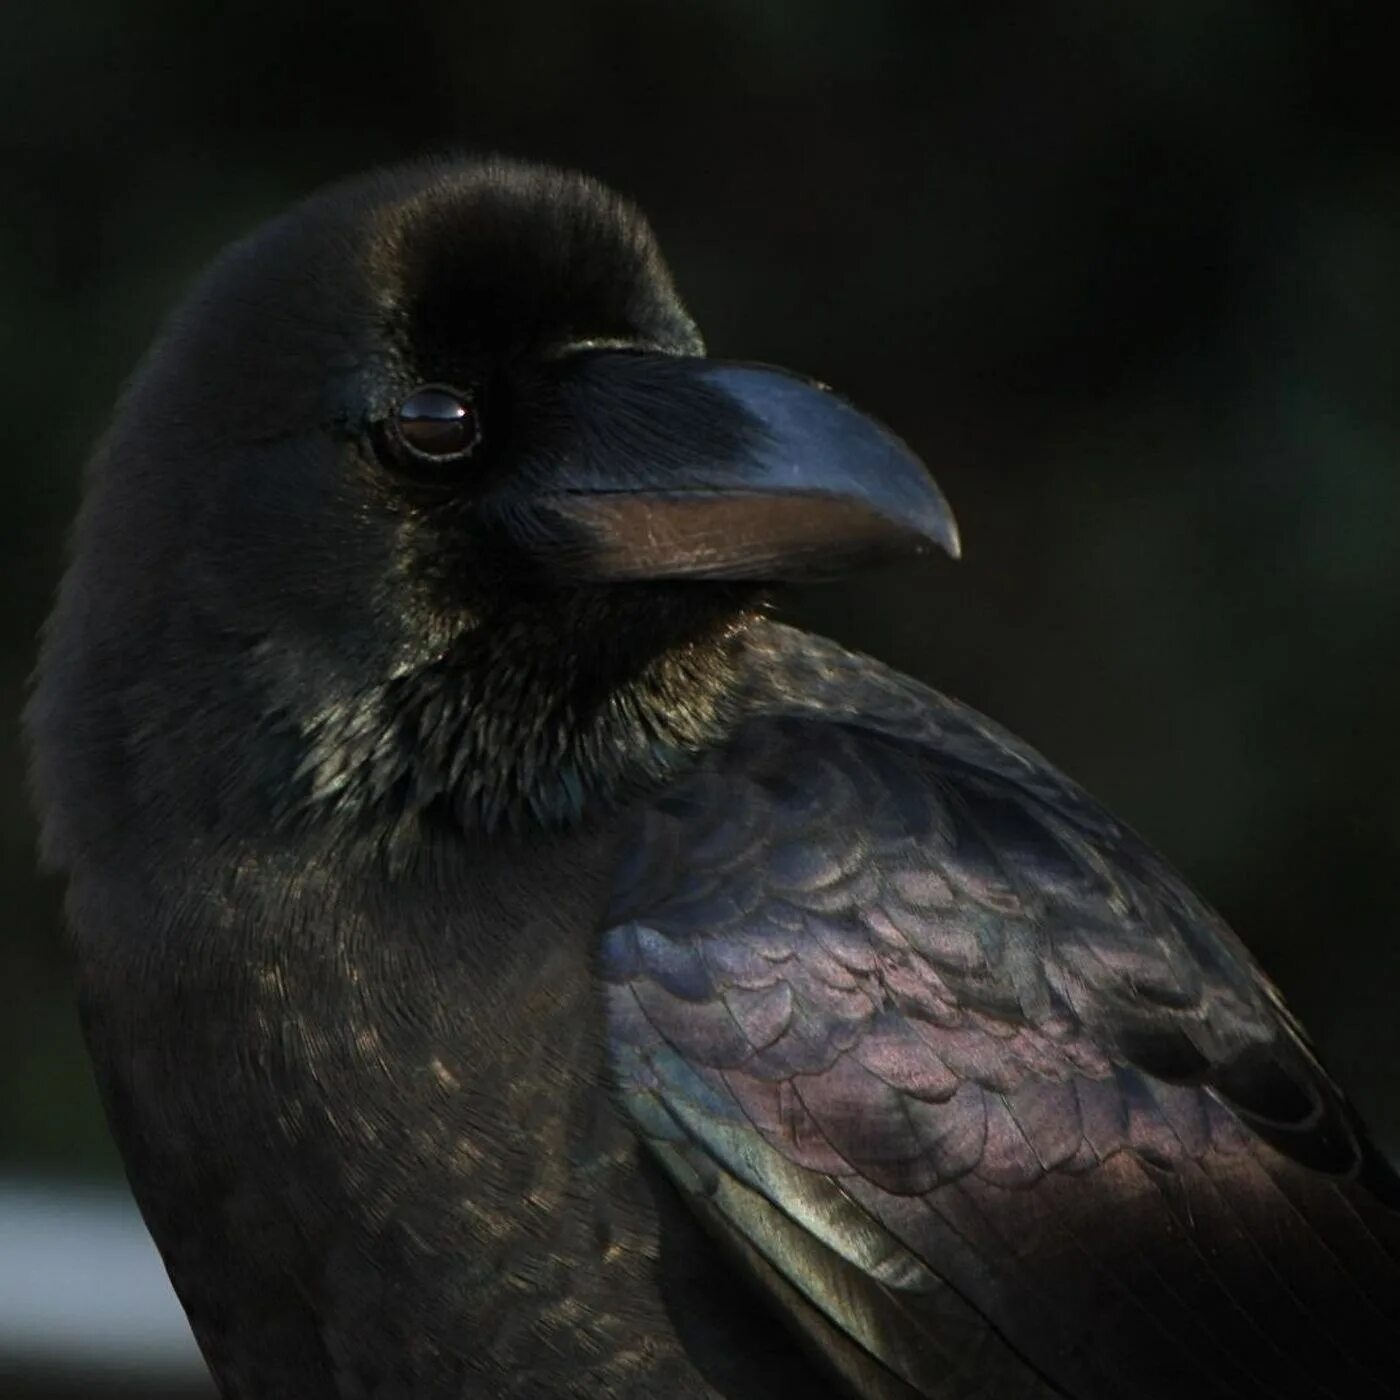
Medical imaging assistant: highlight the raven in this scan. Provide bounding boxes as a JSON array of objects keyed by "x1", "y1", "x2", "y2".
[{"x1": 26, "y1": 158, "x2": 1400, "y2": 1399}]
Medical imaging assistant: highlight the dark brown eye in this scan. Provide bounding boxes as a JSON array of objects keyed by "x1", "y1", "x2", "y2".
[{"x1": 389, "y1": 385, "x2": 480, "y2": 464}]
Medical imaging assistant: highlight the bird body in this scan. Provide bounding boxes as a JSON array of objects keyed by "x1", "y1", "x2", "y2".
[{"x1": 26, "y1": 159, "x2": 1400, "y2": 1398}]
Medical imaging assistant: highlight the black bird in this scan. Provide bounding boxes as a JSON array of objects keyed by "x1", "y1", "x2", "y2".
[{"x1": 26, "y1": 159, "x2": 1400, "y2": 1399}]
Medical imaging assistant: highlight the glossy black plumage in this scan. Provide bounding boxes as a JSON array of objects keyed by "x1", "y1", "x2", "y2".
[
  {"x1": 25, "y1": 158, "x2": 1400, "y2": 1398},
  {"x1": 607, "y1": 624, "x2": 1400, "y2": 1397}
]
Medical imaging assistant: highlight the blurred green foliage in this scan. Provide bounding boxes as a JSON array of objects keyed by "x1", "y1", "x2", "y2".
[{"x1": 4, "y1": 0, "x2": 1399, "y2": 1180}]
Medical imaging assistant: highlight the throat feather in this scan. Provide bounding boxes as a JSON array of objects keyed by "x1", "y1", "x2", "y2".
[{"x1": 282, "y1": 608, "x2": 753, "y2": 833}]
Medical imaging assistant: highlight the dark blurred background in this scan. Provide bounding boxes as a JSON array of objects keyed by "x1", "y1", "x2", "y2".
[{"x1": 4, "y1": 2, "x2": 1398, "y2": 1394}]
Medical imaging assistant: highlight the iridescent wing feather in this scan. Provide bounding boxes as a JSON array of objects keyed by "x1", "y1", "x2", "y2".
[{"x1": 602, "y1": 626, "x2": 1400, "y2": 1399}]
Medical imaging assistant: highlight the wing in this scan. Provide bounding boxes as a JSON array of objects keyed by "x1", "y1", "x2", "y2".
[{"x1": 600, "y1": 626, "x2": 1400, "y2": 1400}]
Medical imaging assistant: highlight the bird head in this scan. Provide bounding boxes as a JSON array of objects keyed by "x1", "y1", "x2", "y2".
[{"x1": 32, "y1": 158, "x2": 958, "y2": 844}]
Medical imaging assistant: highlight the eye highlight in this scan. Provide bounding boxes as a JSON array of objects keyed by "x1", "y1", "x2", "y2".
[{"x1": 386, "y1": 384, "x2": 481, "y2": 466}]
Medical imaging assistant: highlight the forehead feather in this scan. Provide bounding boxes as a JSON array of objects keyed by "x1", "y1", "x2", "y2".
[
  {"x1": 132, "y1": 158, "x2": 701, "y2": 444},
  {"x1": 368, "y1": 159, "x2": 702, "y2": 367}
]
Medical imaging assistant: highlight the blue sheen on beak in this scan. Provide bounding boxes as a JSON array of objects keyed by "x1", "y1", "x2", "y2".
[
  {"x1": 508, "y1": 354, "x2": 961, "y2": 582},
  {"x1": 700, "y1": 362, "x2": 961, "y2": 563}
]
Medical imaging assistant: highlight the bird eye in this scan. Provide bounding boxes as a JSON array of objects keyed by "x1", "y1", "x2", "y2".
[{"x1": 387, "y1": 385, "x2": 480, "y2": 465}]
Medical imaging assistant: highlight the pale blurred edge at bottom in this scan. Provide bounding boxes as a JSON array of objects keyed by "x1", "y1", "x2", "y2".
[{"x1": 0, "y1": 1180, "x2": 214, "y2": 1397}]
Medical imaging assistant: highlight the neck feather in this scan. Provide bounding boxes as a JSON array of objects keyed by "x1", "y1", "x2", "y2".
[{"x1": 277, "y1": 597, "x2": 758, "y2": 836}]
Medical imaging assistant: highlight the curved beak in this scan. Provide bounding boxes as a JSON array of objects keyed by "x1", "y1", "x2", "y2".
[{"x1": 495, "y1": 351, "x2": 960, "y2": 582}]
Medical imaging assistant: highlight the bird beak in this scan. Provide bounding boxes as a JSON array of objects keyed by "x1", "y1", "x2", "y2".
[{"x1": 498, "y1": 351, "x2": 960, "y2": 582}]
